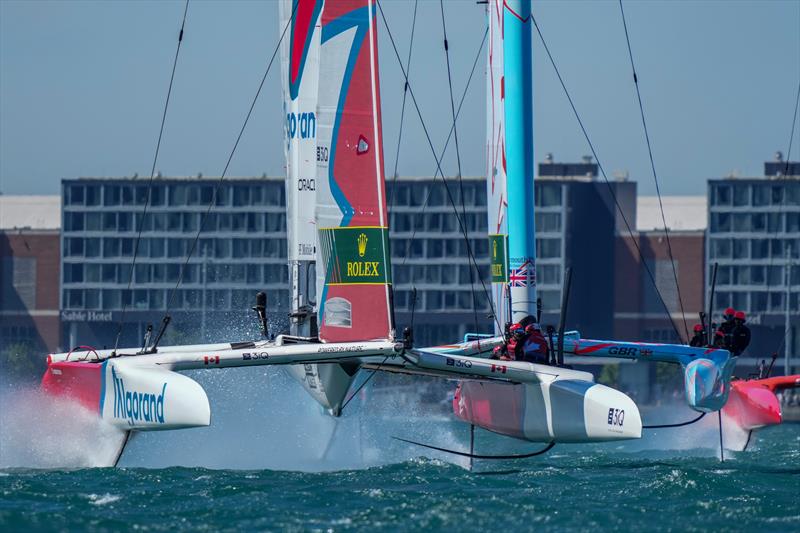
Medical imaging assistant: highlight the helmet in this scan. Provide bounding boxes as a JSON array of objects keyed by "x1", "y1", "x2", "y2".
[
  {"x1": 735, "y1": 310, "x2": 746, "y2": 321},
  {"x1": 693, "y1": 324, "x2": 703, "y2": 332},
  {"x1": 511, "y1": 323, "x2": 524, "y2": 337},
  {"x1": 724, "y1": 307, "x2": 735, "y2": 319}
]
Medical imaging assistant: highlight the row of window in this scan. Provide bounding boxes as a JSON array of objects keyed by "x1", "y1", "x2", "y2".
[
  {"x1": 709, "y1": 212, "x2": 800, "y2": 233},
  {"x1": 710, "y1": 264, "x2": 799, "y2": 287},
  {"x1": 392, "y1": 263, "x2": 562, "y2": 286},
  {"x1": 709, "y1": 238, "x2": 800, "y2": 260},
  {"x1": 63, "y1": 262, "x2": 289, "y2": 286},
  {"x1": 385, "y1": 182, "x2": 564, "y2": 209},
  {"x1": 64, "y1": 211, "x2": 286, "y2": 234},
  {"x1": 64, "y1": 182, "x2": 286, "y2": 208},
  {"x1": 62, "y1": 288, "x2": 290, "y2": 311},
  {"x1": 391, "y1": 288, "x2": 562, "y2": 312},
  {"x1": 711, "y1": 182, "x2": 800, "y2": 207},
  {"x1": 714, "y1": 291, "x2": 800, "y2": 314},
  {"x1": 64, "y1": 237, "x2": 288, "y2": 260}
]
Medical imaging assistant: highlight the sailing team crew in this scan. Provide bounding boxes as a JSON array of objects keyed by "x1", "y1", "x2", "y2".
[
  {"x1": 493, "y1": 321, "x2": 549, "y2": 363},
  {"x1": 689, "y1": 307, "x2": 751, "y2": 355}
]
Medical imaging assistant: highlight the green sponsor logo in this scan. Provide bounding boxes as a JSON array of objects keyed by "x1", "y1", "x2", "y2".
[
  {"x1": 489, "y1": 234, "x2": 508, "y2": 283},
  {"x1": 319, "y1": 227, "x2": 391, "y2": 284}
]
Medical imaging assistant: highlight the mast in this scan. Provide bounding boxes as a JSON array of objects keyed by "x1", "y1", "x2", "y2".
[{"x1": 503, "y1": 0, "x2": 537, "y2": 322}]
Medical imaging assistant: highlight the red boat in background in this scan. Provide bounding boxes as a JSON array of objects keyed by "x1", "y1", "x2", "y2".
[{"x1": 721, "y1": 373, "x2": 800, "y2": 451}]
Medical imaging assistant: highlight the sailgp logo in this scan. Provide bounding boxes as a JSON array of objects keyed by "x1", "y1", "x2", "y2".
[
  {"x1": 111, "y1": 367, "x2": 166, "y2": 426},
  {"x1": 287, "y1": 111, "x2": 316, "y2": 139}
]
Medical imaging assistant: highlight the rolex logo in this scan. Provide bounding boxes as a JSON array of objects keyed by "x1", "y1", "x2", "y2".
[{"x1": 357, "y1": 233, "x2": 368, "y2": 257}]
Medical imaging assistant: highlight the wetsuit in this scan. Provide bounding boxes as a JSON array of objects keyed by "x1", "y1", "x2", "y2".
[{"x1": 522, "y1": 330, "x2": 549, "y2": 363}]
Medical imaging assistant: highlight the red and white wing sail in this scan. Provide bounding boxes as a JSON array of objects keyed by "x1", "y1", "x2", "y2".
[
  {"x1": 486, "y1": 0, "x2": 508, "y2": 332},
  {"x1": 315, "y1": 0, "x2": 394, "y2": 343}
]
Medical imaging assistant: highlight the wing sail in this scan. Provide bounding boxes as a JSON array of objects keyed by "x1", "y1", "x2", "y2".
[
  {"x1": 486, "y1": 0, "x2": 508, "y2": 333},
  {"x1": 280, "y1": 0, "x2": 323, "y2": 263},
  {"x1": 315, "y1": 0, "x2": 393, "y2": 343}
]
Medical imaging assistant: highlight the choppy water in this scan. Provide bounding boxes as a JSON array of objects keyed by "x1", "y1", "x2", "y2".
[
  {"x1": 1, "y1": 368, "x2": 798, "y2": 532},
  {"x1": 1, "y1": 425, "x2": 798, "y2": 532}
]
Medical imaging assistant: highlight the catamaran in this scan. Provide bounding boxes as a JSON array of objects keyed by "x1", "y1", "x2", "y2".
[{"x1": 40, "y1": 0, "x2": 734, "y2": 467}]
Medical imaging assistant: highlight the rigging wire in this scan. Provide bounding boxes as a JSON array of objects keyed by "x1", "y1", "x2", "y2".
[
  {"x1": 393, "y1": 435, "x2": 556, "y2": 460},
  {"x1": 530, "y1": 13, "x2": 682, "y2": 340},
  {"x1": 440, "y1": 0, "x2": 480, "y2": 335},
  {"x1": 377, "y1": 0, "x2": 502, "y2": 333},
  {"x1": 388, "y1": 0, "x2": 418, "y2": 211},
  {"x1": 112, "y1": 0, "x2": 190, "y2": 354},
  {"x1": 618, "y1": 0, "x2": 689, "y2": 341},
  {"x1": 161, "y1": 0, "x2": 298, "y2": 320},
  {"x1": 340, "y1": 356, "x2": 389, "y2": 412},
  {"x1": 642, "y1": 411, "x2": 705, "y2": 429}
]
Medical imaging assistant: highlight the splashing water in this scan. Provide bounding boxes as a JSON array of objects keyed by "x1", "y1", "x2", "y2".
[{"x1": 0, "y1": 385, "x2": 127, "y2": 469}]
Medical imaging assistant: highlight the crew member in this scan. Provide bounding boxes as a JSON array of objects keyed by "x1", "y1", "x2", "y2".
[
  {"x1": 718, "y1": 307, "x2": 736, "y2": 350},
  {"x1": 689, "y1": 324, "x2": 706, "y2": 347},
  {"x1": 521, "y1": 323, "x2": 549, "y2": 363},
  {"x1": 730, "y1": 310, "x2": 751, "y2": 356},
  {"x1": 492, "y1": 323, "x2": 526, "y2": 361}
]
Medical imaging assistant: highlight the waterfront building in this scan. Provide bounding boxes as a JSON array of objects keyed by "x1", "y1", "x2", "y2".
[
  {"x1": 0, "y1": 195, "x2": 61, "y2": 355},
  {"x1": 706, "y1": 156, "x2": 799, "y2": 372}
]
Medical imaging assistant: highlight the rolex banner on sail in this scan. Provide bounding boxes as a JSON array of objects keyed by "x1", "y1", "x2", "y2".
[
  {"x1": 315, "y1": 0, "x2": 394, "y2": 343},
  {"x1": 280, "y1": 0, "x2": 323, "y2": 262}
]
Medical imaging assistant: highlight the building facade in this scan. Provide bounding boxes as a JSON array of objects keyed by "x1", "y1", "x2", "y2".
[
  {"x1": 60, "y1": 168, "x2": 634, "y2": 349},
  {"x1": 0, "y1": 196, "x2": 61, "y2": 357},
  {"x1": 707, "y1": 161, "x2": 799, "y2": 372}
]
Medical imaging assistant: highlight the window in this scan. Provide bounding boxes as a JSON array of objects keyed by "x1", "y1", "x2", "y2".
[
  {"x1": 734, "y1": 266, "x2": 749, "y2": 284},
  {"x1": 425, "y1": 265, "x2": 441, "y2": 284},
  {"x1": 540, "y1": 290, "x2": 560, "y2": 311},
  {"x1": 733, "y1": 184, "x2": 750, "y2": 206},
  {"x1": 85, "y1": 212, "x2": 101, "y2": 231},
  {"x1": 65, "y1": 212, "x2": 84, "y2": 232},
  {"x1": 716, "y1": 265, "x2": 731, "y2": 285},
  {"x1": 771, "y1": 185, "x2": 784, "y2": 205},
  {"x1": 85, "y1": 289, "x2": 100, "y2": 310},
  {"x1": 105, "y1": 185, "x2": 120, "y2": 206},
  {"x1": 85, "y1": 264, "x2": 100, "y2": 282},
  {"x1": 134, "y1": 185, "x2": 148, "y2": 205},
  {"x1": 751, "y1": 265, "x2": 765, "y2": 284},
  {"x1": 102, "y1": 264, "x2": 116, "y2": 283},
  {"x1": 170, "y1": 185, "x2": 187, "y2": 205},
  {"x1": 711, "y1": 212, "x2": 731, "y2": 232},
  {"x1": 732, "y1": 291, "x2": 747, "y2": 310},
  {"x1": 539, "y1": 184, "x2": 562, "y2": 207},
  {"x1": 231, "y1": 213, "x2": 246, "y2": 231},
  {"x1": 426, "y1": 291, "x2": 442, "y2": 310},
  {"x1": 232, "y1": 239, "x2": 249, "y2": 258},
  {"x1": 537, "y1": 264, "x2": 561, "y2": 285},
  {"x1": 103, "y1": 238, "x2": 120, "y2": 257},
  {"x1": 150, "y1": 290, "x2": 165, "y2": 309},
  {"x1": 753, "y1": 186, "x2": 769, "y2": 206},
  {"x1": 65, "y1": 289, "x2": 84, "y2": 309},
  {"x1": 733, "y1": 213, "x2": 750, "y2": 232},
  {"x1": 150, "y1": 238, "x2": 165, "y2": 258},
  {"x1": 168, "y1": 213, "x2": 182, "y2": 232},
  {"x1": 426, "y1": 213, "x2": 441, "y2": 232},
  {"x1": 713, "y1": 184, "x2": 731, "y2": 206},
  {"x1": 85, "y1": 238, "x2": 101, "y2": 258},
  {"x1": 215, "y1": 239, "x2": 231, "y2": 258},
  {"x1": 85, "y1": 185, "x2": 101, "y2": 206},
  {"x1": 537, "y1": 238, "x2": 561, "y2": 258},
  {"x1": 751, "y1": 239, "x2": 768, "y2": 259},
  {"x1": 68, "y1": 185, "x2": 85, "y2": 205},
  {"x1": 135, "y1": 264, "x2": 151, "y2": 283},
  {"x1": 710, "y1": 238, "x2": 731, "y2": 259},
  {"x1": 787, "y1": 213, "x2": 800, "y2": 233},
  {"x1": 66, "y1": 238, "x2": 84, "y2": 257},
  {"x1": 118, "y1": 212, "x2": 133, "y2": 232},
  {"x1": 233, "y1": 185, "x2": 250, "y2": 205},
  {"x1": 771, "y1": 239, "x2": 784, "y2": 257},
  {"x1": 536, "y1": 213, "x2": 561, "y2": 232},
  {"x1": 768, "y1": 265, "x2": 783, "y2": 285},
  {"x1": 752, "y1": 212, "x2": 766, "y2": 232},
  {"x1": 768, "y1": 213, "x2": 784, "y2": 233},
  {"x1": 103, "y1": 289, "x2": 121, "y2": 310},
  {"x1": 428, "y1": 240, "x2": 443, "y2": 258},
  {"x1": 64, "y1": 263, "x2": 83, "y2": 283}
]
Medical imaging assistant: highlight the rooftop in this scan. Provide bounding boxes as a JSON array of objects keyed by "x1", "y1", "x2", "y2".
[
  {"x1": 636, "y1": 196, "x2": 707, "y2": 232},
  {"x1": 0, "y1": 195, "x2": 61, "y2": 230}
]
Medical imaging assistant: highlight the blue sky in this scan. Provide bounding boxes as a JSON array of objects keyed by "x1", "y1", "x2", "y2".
[{"x1": 1, "y1": 0, "x2": 798, "y2": 195}]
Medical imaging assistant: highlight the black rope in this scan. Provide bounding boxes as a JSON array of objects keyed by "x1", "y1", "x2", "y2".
[
  {"x1": 112, "y1": 0, "x2": 190, "y2": 354},
  {"x1": 162, "y1": 1, "x2": 298, "y2": 317},
  {"x1": 388, "y1": 0, "x2": 418, "y2": 210},
  {"x1": 393, "y1": 436, "x2": 555, "y2": 460},
  {"x1": 530, "y1": 13, "x2": 681, "y2": 340},
  {"x1": 618, "y1": 0, "x2": 689, "y2": 341},
  {"x1": 440, "y1": 0, "x2": 479, "y2": 335},
  {"x1": 377, "y1": 1, "x2": 501, "y2": 333},
  {"x1": 340, "y1": 356, "x2": 389, "y2": 411},
  {"x1": 642, "y1": 411, "x2": 705, "y2": 429}
]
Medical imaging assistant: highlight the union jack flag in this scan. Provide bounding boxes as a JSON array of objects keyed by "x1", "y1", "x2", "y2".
[{"x1": 509, "y1": 260, "x2": 535, "y2": 287}]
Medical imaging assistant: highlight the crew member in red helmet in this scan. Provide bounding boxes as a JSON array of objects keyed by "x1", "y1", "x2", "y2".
[
  {"x1": 730, "y1": 310, "x2": 751, "y2": 356},
  {"x1": 521, "y1": 323, "x2": 549, "y2": 363},
  {"x1": 689, "y1": 324, "x2": 706, "y2": 347}
]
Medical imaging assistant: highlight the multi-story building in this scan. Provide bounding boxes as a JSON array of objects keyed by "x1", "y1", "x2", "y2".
[
  {"x1": 0, "y1": 196, "x2": 62, "y2": 357},
  {"x1": 60, "y1": 177, "x2": 289, "y2": 349},
  {"x1": 707, "y1": 157, "x2": 799, "y2": 372}
]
